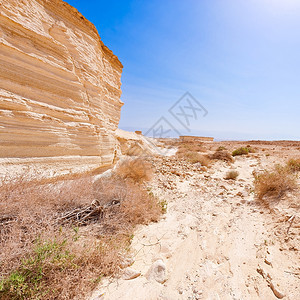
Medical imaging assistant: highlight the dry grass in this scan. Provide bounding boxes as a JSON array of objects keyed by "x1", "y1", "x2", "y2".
[
  {"x1": 114, "y1": 158, "x2": 154, "y2": 183},
  {"x1": 254, "y1": 165, "x2": 297, "y2": 201},
  {"x1": 176, "y1": 141, "x2": 210, "y2": 166},
  {"x1": 177, "y1": 151, "x2": 211, "y2": 166},
  {"x1": 210, "y1": 150, "x2": 234, "y2": 163},
  {"x1": 225, "y1": 170, "x2": 239, "y2": 180},
  {"x1": 287, "y1": 158, "x2": 300, "y2": 173},
  {"x1": 0, "y1": 165, "x2": 161, "y2": 299},
  {"x1": 120, "y1": 182, "x2": 161, "y2": 225},
  {"x1": 177, "y1": 141, "x2": 206, "y2": 153}
]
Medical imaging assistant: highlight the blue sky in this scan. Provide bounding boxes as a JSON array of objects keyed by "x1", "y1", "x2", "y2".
[{"x1": 66, "y1": 0, "x2": 300, "y2": 140}]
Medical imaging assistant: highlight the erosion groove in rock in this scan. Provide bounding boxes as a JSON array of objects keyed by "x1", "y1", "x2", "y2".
[{"x1": 0, "y1": 0, "x2": 123, "y2": 175}]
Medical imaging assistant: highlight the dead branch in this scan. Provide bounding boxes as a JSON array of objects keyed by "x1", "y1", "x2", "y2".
[
  {"x1": 287, "y1": 215, "x2": 296, "y2": 235},
  {"x1": 57, "y1": 198, "x2": 121, "y2": 226}
]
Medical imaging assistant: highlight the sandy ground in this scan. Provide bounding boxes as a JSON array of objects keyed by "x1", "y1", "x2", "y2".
[{"x1": 90, "y1": 142, "x2": 299, "y2": 300}]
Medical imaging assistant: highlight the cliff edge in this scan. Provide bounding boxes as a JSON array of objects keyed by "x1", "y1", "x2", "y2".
[{"x1": 0, "y1": 0, "x2": 123, "y2": 177}]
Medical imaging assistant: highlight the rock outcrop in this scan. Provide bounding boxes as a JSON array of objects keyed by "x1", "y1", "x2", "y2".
[
  {"x1": 179, "y1": 136, "x2": 214, "y2": 142},
  {"x1": 115, "y1": 129, "x2": 161, "y2": 157},
  {"x1": 0, "y1": 0, "x2": 123, "y2": 177}
]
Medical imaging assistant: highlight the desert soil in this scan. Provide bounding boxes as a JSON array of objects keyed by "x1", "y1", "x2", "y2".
[{"x1": 91, "y1": 142, "x2": 299, "y2": 300}]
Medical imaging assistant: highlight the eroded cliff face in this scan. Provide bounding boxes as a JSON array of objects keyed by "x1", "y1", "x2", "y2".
[{"x1": 0, "y1": 0, "x2": 123, "y2": 176}]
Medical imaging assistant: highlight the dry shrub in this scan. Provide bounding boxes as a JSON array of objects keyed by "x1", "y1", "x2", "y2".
[
  {"x1": 176, "y1": 141, "x2": 209, "y2": 166},
  {"x1": 211, "y1": 150, "x2": 234, "y2": 163},
  {"x1": 0, "y1": 176, "x2": 97, "y2": 299},
  {"x1": 178, "y1": 151, "x2": 211, "y2": 166},
  {"x1": 254, "y1": 165, "x2": 297, "y2": 201},
  {"x1": 94, "y1": 178, "x2": 161, "y2": 234},
  {"x1": 115, "y1": 158, "x2": 153, "y2": 183},
  {"x1": 225, "y1": 170, "x2": 239, "y2": 180},
  {"x1": 0, "y1": 169, "x2": 161, "y2": 299},
  {"x1": 120, "y1": 182, "x2": 161, "y2": 225},
  {"x1": 287, "y1": 158, "x2": 300, "y2": 173},
  {"x1": 175, "y1": 148, "x2": 186, "y2": 158},
  {"x1": 176, "y1": 141, "x2": 206, "y2": 162},
  {"x1": 195, "y1": 155, "x2": 211, "y2": 167}
]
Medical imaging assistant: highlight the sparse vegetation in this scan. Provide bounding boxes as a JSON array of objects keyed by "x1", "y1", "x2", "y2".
[
  {"x1": 216, "y1": 146, "x2": 227, "y2": 151},
  {"x1": 232, "y1": 146, "x2": 256, "y2": 156},
  {"x1": 0, "y1": 165, "x2": 161, "y2": 299},
  {"x1": 225, "y1": 170, "x2": 239, "y2": 180},
  {"x1": 287, "y1": 158, "x2": 300, "y2": 173},
  {"x1": 211, "y1": 150, "x2": 234, "y2": 163},
  {"x1": 159, "y1": 199, "x2": 168, "y2": 214},
  {"x1": 176, "y1": 141, "x2": 210, "y2": 166},
  {"x1": 115, "y1": 158, "x2": 154, "y2": 183},
  {"x1": 254, "y1": 165, "x2": 297, "y2": 201},
  {"x1": 180, "y1": 151, "x2": 211, "y2": 166},
  {"x1": 176, "y1": 141, "x2": 206, "y2": 159},
  {"x1": 232, "y1": 147, "x2": 249, "y2": 156}
]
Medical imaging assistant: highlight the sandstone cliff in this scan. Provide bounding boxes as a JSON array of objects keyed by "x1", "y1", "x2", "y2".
[{"x1": 0, "y1": 0, "x2": 123, "y2": 176}]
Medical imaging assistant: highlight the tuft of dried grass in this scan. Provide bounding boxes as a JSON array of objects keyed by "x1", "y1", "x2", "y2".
[
  {"x1": 287, "y1": 158, "x2": 300, "y2": 173},
  {"x1": 211, "y1": 150, "x2": 234, "y2": 163},
  {"x1": 114, "y1": 158, "x2": 154, "y2": 183},
  {"x1": 254, "y1": 165, "x2": 297, "y2": 201},
  {"x1": 178, "y1": 151, "x2": 211, "y2": 166},
  {"x1": 120, "y1": 182, "x2": 161, "y2": 225},
  {"x1": 225, "y1": 170, "x2": 239, "y2": 180}
]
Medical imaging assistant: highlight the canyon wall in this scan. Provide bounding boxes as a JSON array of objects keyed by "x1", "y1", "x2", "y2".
[{"x1": 0, "y1": 0, "x2": 123, "y2": 176}]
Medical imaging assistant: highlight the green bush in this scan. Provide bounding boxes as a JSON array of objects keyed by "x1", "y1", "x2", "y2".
[
  {"x1": 232, "y1": 147, "x2": 255, "y2": 156},
  {"x1": 216, "y1": 146, "x2": 227, "y2": 151},
  {"x1": 0, "y1": 238, "x2": 76, "y2": 299}
]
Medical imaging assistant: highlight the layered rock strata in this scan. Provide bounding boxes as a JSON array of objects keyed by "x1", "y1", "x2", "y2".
[{"x1": 0, "y1": 0, "x2": 123, "y2": 177}]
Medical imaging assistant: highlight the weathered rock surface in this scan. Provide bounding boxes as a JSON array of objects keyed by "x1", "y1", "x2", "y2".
[
  {"x1": 115, "y1": 129, "x2": 161, "y2": 157},
  {"x1": 0, "y1": 0, "x2": 123, "y2": 176},
  {"x1": 122, "y1": 267, "x2": 141, "y2": 280},
  {"x1": 145, "y1": 259, "x2": 167, "y2": 284}
]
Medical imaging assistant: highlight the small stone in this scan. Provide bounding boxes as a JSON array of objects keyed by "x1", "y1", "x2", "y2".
[
  {"x1": 120, "y1": 256, "x2": 135, "y2": 269},
  {"x1": 146, "y1": 259, "x2": 167, "y2": 283},
  {"x1": 264, "y1": 255, "x2": 272, "y2": 266},
  {"x1": 122, "y1": 267, "x2": 141, "y2": 280},
  {"x1": 269, "y1": 282, "x2": 285, "y2": 299}
]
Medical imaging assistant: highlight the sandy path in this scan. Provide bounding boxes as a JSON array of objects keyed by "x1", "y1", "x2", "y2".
[{"x1": 91, "y1": 155, "x2": 299, "y2": 300}]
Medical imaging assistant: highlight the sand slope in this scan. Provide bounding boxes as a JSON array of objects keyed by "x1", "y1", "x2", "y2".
[{"x1": 91, "y1": 147, "x2": 299, "y2": 300}]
